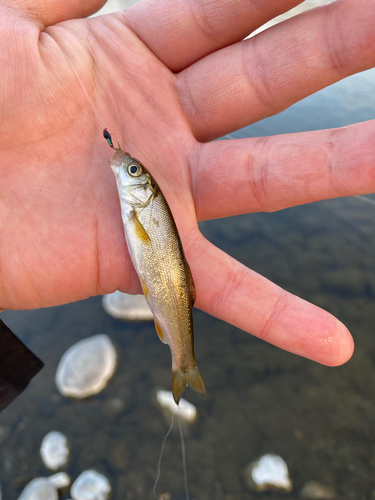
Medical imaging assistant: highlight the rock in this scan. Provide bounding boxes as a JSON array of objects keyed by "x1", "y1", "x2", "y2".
[
  {"x1": 102, "y1": 398, "x2": 125, "y2": 418},
  {"x1": 244, "y1": 454, "x2": 292, "y2": 492},
  {"x1": 156, "y1": 390, "x2": 197, "y2": 423},
  {"x1": 40, "y1": 431, "x2": 69, "y2": 470},
  {"x1": 0, "y1": 426, "x2": 9, "y2": 444},
  {"x1": 300, "y1": 481, "x2": 335, "y2": 499},
  {"x1": 48, "y1": 472, "x2": 71, "y2": 490},
  {"x1": 55, "y1": 335, "x2": 117, "y2": 398},
  {"x1": 17, "y1": 478, "x2": 58, "y2": 500},
  {"x1": 102, "y1": 291, "x2": 153, "y2": 321},
  {"x1": 70, "y1": 470, "x2": 111, "y2": 500}
]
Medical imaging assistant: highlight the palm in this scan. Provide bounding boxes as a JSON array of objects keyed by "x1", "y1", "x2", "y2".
[
  {"x1": 1, "y1": 0, "x2": 375, "y2": 367},
  {"x1": 1, "y1": 12, "x2": 193, "y2": 308}
]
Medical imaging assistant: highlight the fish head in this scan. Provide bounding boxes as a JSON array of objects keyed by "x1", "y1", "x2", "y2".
[{"x1": 109, "y1": 147, "x2": 156, "y2": 209}]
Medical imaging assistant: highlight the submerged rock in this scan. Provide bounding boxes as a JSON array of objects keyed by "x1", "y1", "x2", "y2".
[
  {"x1": 71, "y1": 470, "x2": 111, "y2": 500},
  {"x1": 55, "y1": 335, "x2": 117, "y2": 398},
  {"x1": 48, "y1": 472, "x2": 71, "y2": 490},
  {"x1": 17, "y1": 473, "x2": 70, "y2": 500},
  {"x1": 244, "y1": 454, "x2": 292, "y2": 492},
  {"x1": 102, "y1": 291, "x2": 153, "y2": 321},
  {"x1": 300, "y1": 481, "x2": 336, "y2": 499},
  {"x1": 17, "y1": 478, "x2": 58, "y2": 500},
  {"x1": 156, "y1": 390, "x2": 197, "y2": 423},
  {"x1": 40, "y1": 431, "x2": 69, "y2": 470}
]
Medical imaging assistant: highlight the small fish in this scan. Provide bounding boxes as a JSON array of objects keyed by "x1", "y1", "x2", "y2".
[{"x1": 110, "y1": 147, "x2": 206, "y2": 404}]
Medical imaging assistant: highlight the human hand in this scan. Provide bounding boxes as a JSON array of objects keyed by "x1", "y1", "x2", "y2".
[{"x1": 1, "y1": 0, "x2": 374, "y2": 366}]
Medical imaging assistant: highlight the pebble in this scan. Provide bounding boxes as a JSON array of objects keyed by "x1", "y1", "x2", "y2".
[
  {"x1": 70, "y1": 470, "x2": 111, "y2": 500},
  {"x1": 40, "y1": 431, "x2": 69, "y2": 470},
  {"x1": 102, "y1": 291, "x2": 153, "y2": 321},
  {"x1": 17, "y1": 473, "x2": 70, "y2": 500},
  {"x1": 55, "y1": 335, "x2": 117, "y2": 398},
  {"x1": 17, "y1": 478, "x2": 58, "y2": 500},
  {"x1": 244, "y1": 454, "x2": 292, "y2": 492},
  {"x1": 300, "y1": 481, "x2": 336, "y2": 499},
  {"x1": 48, "y1": 472, "x2": 71, "y2": 490},
  {"x1": 156, "y1": 390, "x2": 197, "y2": 423},
  {"x1": 0, "y1": 426, "x2": 9, "y2": 444}
]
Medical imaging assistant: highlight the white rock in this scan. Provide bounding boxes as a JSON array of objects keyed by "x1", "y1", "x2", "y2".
[
  {"x1": 17, "y1": 478, "x2": 58, "y2": 500},
  {"x1": 40, "y1": 431, "x2": 69, "y2": 470},
  {"x1": 71, "y1": 470, "x2": 111, "y2": 500},
  {"x1": 156, "y1": 390, "x2": 197, "y2": 423},
  {"x1": 102, "y1": 291, "x2": 153, "y2": 321},
  {"x1": 244, "y1": 454, "x2": 292, "y2": 492},
  {"x1": 48, "y1": 472, "x2": 71, "y2": 489},
  {"x1": 55, "y1": 335, "x2": 117, "y2": 398}
]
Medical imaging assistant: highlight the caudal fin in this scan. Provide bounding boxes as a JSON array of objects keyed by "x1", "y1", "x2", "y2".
[{"x1": 172, "y1": 363, "x2": 206, "y2": 405}]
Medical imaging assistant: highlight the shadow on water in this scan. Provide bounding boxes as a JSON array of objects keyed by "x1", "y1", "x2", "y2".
[{"x1": 1, "y1": 56, "x2": 375, "y2": 500}]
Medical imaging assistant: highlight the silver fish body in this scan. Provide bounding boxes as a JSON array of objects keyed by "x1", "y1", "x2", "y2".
[{"x1": 110, "y1": 147, "x2": 206, "y2": 404}]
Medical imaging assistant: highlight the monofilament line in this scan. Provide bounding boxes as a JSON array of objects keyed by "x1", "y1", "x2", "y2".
[
  {"x1": 153, "y1": 413, "x2": 175, "y2": 499},
  {"x1": 178, "y1": 407, "x2": 190, "y2": 500},
  {"x1": 61, "y1": 48, "x2": 107, "y2": 131}
]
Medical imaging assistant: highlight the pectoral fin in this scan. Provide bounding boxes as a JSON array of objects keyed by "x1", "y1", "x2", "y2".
[
  {"x1": 129, "y1": 211, "x2": 150, "y2": 245},
  {"x1": 154, "y1": 318, "x2": 167, "y2": 344},
  {"x1": 186, "y1": 263, "x2": 196, "y2": 306}
]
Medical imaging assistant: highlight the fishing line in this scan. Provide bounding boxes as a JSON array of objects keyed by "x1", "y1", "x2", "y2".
[
  {"x1": 178, "y1": 407, "x2": 190, "y2": 500},
  {"x1": 153, "y1": 413, "x2": 175, "y2": 499},
  {"x1": 61, "y1": 47, "x2": 115, "y2": 149},
  {"x1": 63, "y1": 43, "x2": 194, "y2": 500},
  {"x1": 153, "y1": 408, "x2": 191, "y2": 500}
]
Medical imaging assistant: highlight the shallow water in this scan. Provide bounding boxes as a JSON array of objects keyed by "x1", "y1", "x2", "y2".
[{"x1": 2, "y1": 7, "x2": 375, "y2": 500}]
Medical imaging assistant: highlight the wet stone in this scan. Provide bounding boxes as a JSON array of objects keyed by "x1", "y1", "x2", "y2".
[
  {"x1": 55, "y1": 334, "x2": 117, "y2": 398},
  {"x1": 40, "y1": 431, "x2": 69, "y2": 470},
  {"x1": 101, "y1": 397, "x2": 125, "y2": 418},
  {"x1": 156, "y1": 390, "x2": 197, "y2": 423},
  {"x1": 300, "y1": 481, "x2": 336, "y2": 499},
  {"x1": 0, "y1": 426, "x2": 9, "y2": 444},
  {"x1": 70, "y1": 470, "x2": 111, "y2": 500},
  {"x1": 102, "y1": 291, "x2": 153, "y2": 321},
  {"x1": 17, "y1": 478, "x2": 58, "y2": 500},
  {"x1": 244, "y1": 454, "x2": 292, "y2": 492},
  {"x1": 48, "y1": 472, "x2": 71, "y2": 490}
]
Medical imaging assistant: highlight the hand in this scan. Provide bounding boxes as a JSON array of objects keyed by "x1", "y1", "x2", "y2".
[{"x1": 1, "y1": 0, "x2": 374, "y2": 366}]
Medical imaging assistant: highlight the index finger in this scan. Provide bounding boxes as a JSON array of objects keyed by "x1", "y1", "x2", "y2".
[{"x1": 125, "y1": 0, "x2": 303, "y2": 71}]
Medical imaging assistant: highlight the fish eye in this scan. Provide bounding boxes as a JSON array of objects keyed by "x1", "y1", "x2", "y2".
[{"x1": 127, "y1": 163, "x2": 143, "y2": 177}]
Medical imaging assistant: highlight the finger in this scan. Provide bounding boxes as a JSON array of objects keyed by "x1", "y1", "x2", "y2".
[
  {"x1": 191, "y1": 120, "x2": 375, "y2": 220},
  {"x1": 7, "y1": 0, "x2": 106, "y2": 26},
  {"x1": 177, "y1": 0, "x2": 375, "y2": 141},
  {"x1": 126, "y1": 0, "x2": 302, "y2": 72},
  {"x1": 187, "y1": 232, "x2": 354, "y2": 366}
]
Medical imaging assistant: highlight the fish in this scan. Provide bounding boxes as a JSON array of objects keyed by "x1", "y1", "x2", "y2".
[{"x1": 110, "y1": 147, "x2": 206, "y2": 404}]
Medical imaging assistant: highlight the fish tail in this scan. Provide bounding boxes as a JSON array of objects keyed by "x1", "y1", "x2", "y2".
[{"x1": 172, "y1": 362, "x2": 206, "y2": 405}]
